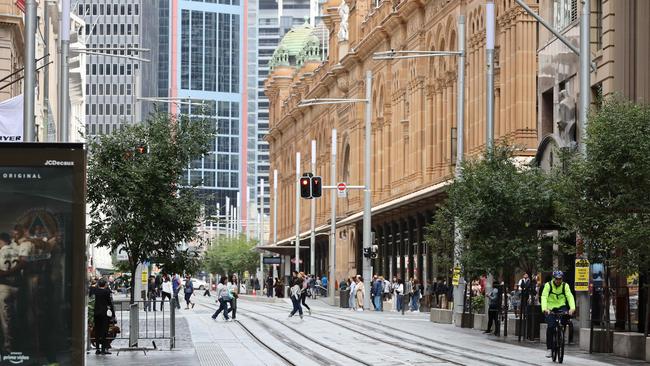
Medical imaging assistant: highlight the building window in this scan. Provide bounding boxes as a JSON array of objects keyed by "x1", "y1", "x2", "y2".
[
  {"x1": 191, "y1": 11, "x2": 204, "y2": 90},
  {"x1": 553, "y1": 0, "x2": 578, "y2": 31},
  {"x1": 592, "y1": 0, "x2": 603, "y2": 51},
  {"x1": 181, "y1": 10, "x2": 190, "y2": 89}
]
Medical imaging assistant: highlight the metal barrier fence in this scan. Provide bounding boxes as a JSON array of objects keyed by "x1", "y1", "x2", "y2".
[{"x1": 89, "y1": 299, "x2": 176, "y2": 351}]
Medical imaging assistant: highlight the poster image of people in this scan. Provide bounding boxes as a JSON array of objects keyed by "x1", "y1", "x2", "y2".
[{"x1": 0, "y1": 166, "x2": 74, "y2": 365}]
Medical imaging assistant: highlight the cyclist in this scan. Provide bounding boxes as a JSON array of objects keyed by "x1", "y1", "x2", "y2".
[{"x1": 541, "y1": 270, "x2": 575, "y2": 358}]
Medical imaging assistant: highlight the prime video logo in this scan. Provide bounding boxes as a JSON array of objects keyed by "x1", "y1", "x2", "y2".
[{"x1": 2, "y1": 352, "x2": 29, "y2": 364}]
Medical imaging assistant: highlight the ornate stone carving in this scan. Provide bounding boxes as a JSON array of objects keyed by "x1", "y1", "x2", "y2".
[{"x1": 338, "y1": 2, "x2": 350, "y2": 42}]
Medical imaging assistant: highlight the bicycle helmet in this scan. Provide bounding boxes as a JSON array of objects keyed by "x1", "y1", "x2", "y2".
[{"x1": 552, "y1": 270, "x2": 564, "y2": 279}]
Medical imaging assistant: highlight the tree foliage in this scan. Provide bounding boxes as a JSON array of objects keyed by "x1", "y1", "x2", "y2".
[
  {"x1": 553, "y1": 98, "x2": 650, "y2": 276},
  {"x1": 204, "y1": 236, "x2": 260, "y2": 276},
  {"x1": 87, "y1": 112, "x2": 212, "y2": 302},
  {"x1": 426, "y1": 145, "x2": 555, "y2": 282}
]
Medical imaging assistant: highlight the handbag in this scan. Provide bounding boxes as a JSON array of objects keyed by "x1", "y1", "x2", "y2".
[{"x1": 106, "y1": 309, "x2": 113, "y2": 317}]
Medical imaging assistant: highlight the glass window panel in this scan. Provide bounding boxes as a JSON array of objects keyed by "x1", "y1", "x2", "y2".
[
  {"x1": 191, "y1": 11, "x2": 204, "y2": 90},
  {"x1": 181, "y1": 10, "x2": 190, "y2": 89},
  {"x1": 205, "y1": 13, "x2": 217, "y2": 91},
  {"x1": 205, "y1": 153, "x2": 216, "y2": 169}
]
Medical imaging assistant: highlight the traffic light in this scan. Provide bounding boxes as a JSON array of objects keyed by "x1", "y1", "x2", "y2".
[
  {"x1": 363, "y1": 247, "x2": 371, "y2": 258},
  {"x1": 300, "y1": 176, "x2": 312, "y2": 198},
  {"x1": 370, "y1": 244, "x2": 378, "y2": 259},
  {"x1": 311, "y1": 176, "x2": 322, "y2": 198}
]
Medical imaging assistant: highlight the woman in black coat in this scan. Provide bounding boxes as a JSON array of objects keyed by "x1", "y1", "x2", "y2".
[{"x1": 93, "y1": 278, "x2": 115, "y2": 355}]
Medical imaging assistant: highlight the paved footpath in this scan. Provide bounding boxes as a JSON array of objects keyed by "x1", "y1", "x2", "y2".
[{"x1": 87, "y1": 293, "x2": 647, "y2": 366}]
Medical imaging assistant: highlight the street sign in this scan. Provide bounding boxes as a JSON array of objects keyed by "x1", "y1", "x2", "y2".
[
  {"x1": 337, "y1": 182, "x2": 347, "y2": 198},
  {"x1": 575, "y1": 259, "x2": 590, "y2": 291},
  {"x1": 263, "y1": 256, "x2": 282, "y2": 265},
  {"x1": 452, "y1": 266, "x2": 461, "y2": 286}
]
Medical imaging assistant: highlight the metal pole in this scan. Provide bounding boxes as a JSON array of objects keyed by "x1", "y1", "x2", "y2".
[
  {"x1": 23, "y1": 0, "x2": 37, "y2": 142},
  {"x1": 59, "y1": 0, "x2": 71, "y2": 142},
  {"x1": 486, "y1": 1, "x2": 495, "y2": 151},
  {"x1": 578, "y1": 0, "x2": 591, "y2": 330},
  {"x1": 260, "y1": 179, "x2": 265, "y2": 274},
  {"x1": 329, "y1": 129, "x2": 337, "y2": 305},
  {"x1": 43, "y1": 3, "x2": 50, "y2": 141},
  {"x1": 273, "y1": 169, "x2": 278, "y2": 245},
  {"x1": 362, "y1": 70, "x2": 372, "y2": 309},
  {"x1": 225, "y1": 197, "x2": 231, "y2": 238},
  {"x1": 452, "y1": 15, "x2": 466, "y2": 323},
  {"x1": 236, "y1": 191, "x2": 241, "y2": 235},
  {"x1": 310, "y1": 140, "x2": 316, "y2": 276},
  {"x1": 295, "y1": 152, "x2": 301, "y2": 271}
]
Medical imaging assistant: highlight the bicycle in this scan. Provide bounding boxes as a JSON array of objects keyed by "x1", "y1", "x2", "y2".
[{"x1": 549, "y1": 310, "x2": 571, "y2": 363}]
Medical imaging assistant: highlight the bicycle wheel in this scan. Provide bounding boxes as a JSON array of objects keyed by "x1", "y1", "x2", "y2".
[
  {"x1": 551, "y1": 327, "x2": 558, "y2": 362},
  {"x1": 558, "y1": 326, "x2": 565, "y2": 363}
]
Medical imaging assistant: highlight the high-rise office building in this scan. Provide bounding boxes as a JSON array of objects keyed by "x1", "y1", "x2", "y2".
[
  {"x1": 253, "y1": 0, "x2": 314, "y2": 242},
  {"x1": 77, "y1": 1, "x2": 158, "y2": 136},
  {"x1": 168, "y1": 0, "x2": 247, "y2": 228}
]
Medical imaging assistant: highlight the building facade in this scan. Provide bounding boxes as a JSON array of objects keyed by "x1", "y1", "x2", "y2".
[
  {"x1": 77, "y1": 1, "x2": 147, "y2": 137},
  {"x1": 534, "y1": 0, "x2": 650, "y2": 333},
  {"x1": 168, "y1": 0, "x2": 246, "y2": 225},
  {"x1": 251, "y1": 0, "x2": 312, "y2": 242},
  {"x1": 266, "y1": 0, "x2": 539, "y2": 282}
]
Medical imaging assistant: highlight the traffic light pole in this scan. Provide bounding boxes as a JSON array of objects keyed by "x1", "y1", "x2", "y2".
[
  {"x1": 295, "y1": 152, "x2": 301, "y2": 272},
  {"x1": 362, "y1": 70, "x2": 372, "y2": 310},
  {"x1": 486, "y1": 1, "x2": 495, "y2": 151},
  {"x1": 328, "y1": 129, "x2": 337, "y2": 305},
  {"x1": 310, "y1": 140, "x2": 317, "y2": 276}
]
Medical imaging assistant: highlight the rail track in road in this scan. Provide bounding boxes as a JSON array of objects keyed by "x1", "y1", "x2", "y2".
[
  {"x1": 249, "y1": 302, "x2": 545, "y2": 366},
  {"x1": 200, "y1": 302, "x2": 364, "y2": 366}
]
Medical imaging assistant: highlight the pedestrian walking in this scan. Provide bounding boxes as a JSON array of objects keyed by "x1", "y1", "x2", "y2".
[
  {"x1": 395, "y1": 278, "x2": 404, "y2": 312},
  {"x1": 288, "y1": 272, "x2": 304, "y2": 319},
  {"x1": 227, "y1": 274, "x2": 239, "y2": 320},
  {"x1": 184, "y1": 275, "x2": 195, "y2": 309},
  {"x1": 372, "y1": 276, "x2": 383, "y2": 311},
  {"x1": 402, "y1": 278, "x2": 413, "y2": 315},
  {"x1": 355, "y1": 276, "x2": 365, "y2": 311},
  {"x1": 145, "y1": 276, "x2": 157, "y2": 312},
  {"x1": 211, "y1": 276, "x2": 231, "y2": 321},
  {"x1": 172, "y1": 274, "x2": 182, "y2": 310},
  {"x1": 410, "y1": 279, "x2": 421, "y2": 312},
  {"x1": 348, "y1": 277, "x2": 357, "y2": 310},
  {"x1": 160, "y1": 274, "x2": 173, "y2": 311},
  {"x1": 383, "y1": 277, "x2": 391, "y2": 302},
  {"x1": 299, "y1": 272, "x2": 312, "y2": 315},
  {"x1": 93, "y1": 278, "x2": 115, "y2": 355},
  {"x1": 266, "y1": 276, "x2": 274, "y2": 298},
  {"x1": 485, "y1": 282, "x2": 500, "y2": 335}
]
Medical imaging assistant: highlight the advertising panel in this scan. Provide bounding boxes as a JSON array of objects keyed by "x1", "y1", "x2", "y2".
[{"x1": 0, "y1": 143, "x2": 85, "y2": 365}]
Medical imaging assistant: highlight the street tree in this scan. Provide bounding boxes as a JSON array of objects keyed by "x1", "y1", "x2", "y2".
[
  {"x1": 87, "y1": 112, "x2": 212, "y2": 303},
  {"x1": 426, "y1": 145, "x2": 555, "y2": 285},
  {"x1": 205, "y1": 235, "x2": 260, "y2": 276},
  {"x1": 553, "y1": 98, "x2": 650, "y2": 278}
]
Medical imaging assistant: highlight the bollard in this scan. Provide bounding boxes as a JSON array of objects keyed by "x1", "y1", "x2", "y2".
[{"x1": 170, "y1": 300, "x2": 175, "y2": 349}]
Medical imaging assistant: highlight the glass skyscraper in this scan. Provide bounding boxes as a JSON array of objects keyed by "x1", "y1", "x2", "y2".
[{"x1": 172, "y1": 0, "x2": 246, "y2": 222}]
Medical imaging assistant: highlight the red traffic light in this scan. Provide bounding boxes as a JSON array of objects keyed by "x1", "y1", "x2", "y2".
[
  {"x1": 300, "y1": 176, "x2": 312, "y2": 198},
  {"x1": 311, "y1": 176, "x2": 322, "y2": 197}
]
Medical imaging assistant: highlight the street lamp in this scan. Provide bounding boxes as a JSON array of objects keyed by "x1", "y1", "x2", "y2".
[
  {"x1": 298, "y1": 70, "x2": 372, "y2": 308},
  {"x1": 373, "y1": 15, "x2": 466, "y2": 319}
]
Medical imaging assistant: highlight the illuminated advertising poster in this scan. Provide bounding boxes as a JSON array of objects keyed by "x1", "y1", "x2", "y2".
[{"x1": 0, "y1": 144, "x2": 85, "y2": 366}]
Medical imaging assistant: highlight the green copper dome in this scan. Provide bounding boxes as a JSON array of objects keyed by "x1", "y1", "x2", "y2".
[{"x1": 270, "y1": 20, "x2": 318, "y2": 70}]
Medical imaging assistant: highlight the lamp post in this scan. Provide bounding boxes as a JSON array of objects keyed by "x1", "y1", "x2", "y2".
[
  {"x1": 298, "y1": 70, "x2": 372, "y2": 308},
  {"x1": 373, "y1": 15, "x2": 466, "y2": 320}
]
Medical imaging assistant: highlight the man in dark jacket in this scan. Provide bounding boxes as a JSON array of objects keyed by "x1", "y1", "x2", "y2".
[{"x1": 93, "y1": 278, "x2": 115, "y2": 355}]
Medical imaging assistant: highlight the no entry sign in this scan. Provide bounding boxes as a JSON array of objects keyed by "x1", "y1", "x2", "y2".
[{"x1": 337, "y1": 182, "x2": 347, "y2": 198}]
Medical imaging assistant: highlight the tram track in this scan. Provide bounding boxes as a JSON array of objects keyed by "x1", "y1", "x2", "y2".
[
  {"x1": 236, "y1": 302, "x2": 462, "y2": 366},
  {"x1": 200, "y1": 302, "x2": 361, "y2": 366},
  {"x1": 249, "y1": 301, "x2": 544, "y2": 366}
]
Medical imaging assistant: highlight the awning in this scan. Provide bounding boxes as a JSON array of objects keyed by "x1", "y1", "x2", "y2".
[{"x1": 273, "y1": 179, "x2": 451, "y2": 246}]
